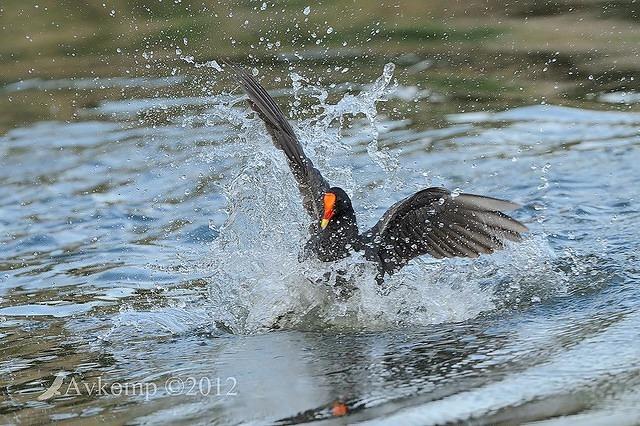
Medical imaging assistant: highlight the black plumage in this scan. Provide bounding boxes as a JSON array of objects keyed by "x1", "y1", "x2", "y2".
[{"x1": 230, "y1": 65, "x2": 528, "y2": 284}]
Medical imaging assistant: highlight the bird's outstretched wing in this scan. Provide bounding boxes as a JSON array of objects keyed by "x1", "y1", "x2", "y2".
[
  {"x1": 363, "y1": 187, "x2": 528, "y2": 275},
  {"x1": 229, "y1": 65, "x2": 329, "y2": 219}
]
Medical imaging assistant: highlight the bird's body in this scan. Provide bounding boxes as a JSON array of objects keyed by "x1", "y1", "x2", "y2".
[
  {"x1": 231, "y1": 65, "x2": 528, "y2": 285},
  {"x1": 305, "y1": 187, "x2": 360, "y2": 262}
]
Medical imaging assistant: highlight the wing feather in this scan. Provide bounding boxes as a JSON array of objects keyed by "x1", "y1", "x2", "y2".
[
  {"x1": 454, "y1": 193, "x2": 521, "y2": 211},
  {"x1": 229, "y1": 64, "x2": 329, "y2": 218},
  {"x1": 364, "y1": 187, "x2": 528, "y2": 274}
]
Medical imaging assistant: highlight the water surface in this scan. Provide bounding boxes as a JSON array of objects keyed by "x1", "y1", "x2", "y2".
[
  {"x1": 3, "y1": 1, "x2": 640, "y2": 420},
  {"x1": 1, "y1": 60, "x2": 639, "y2": 424}
]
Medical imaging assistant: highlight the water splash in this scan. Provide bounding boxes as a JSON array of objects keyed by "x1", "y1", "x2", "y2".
[
  {"x1": 312, "y1": 62, "x2": 399, "y2": 173},
  {"x1": 145, "y1": 64, "x2": 563, "y2": 336}
]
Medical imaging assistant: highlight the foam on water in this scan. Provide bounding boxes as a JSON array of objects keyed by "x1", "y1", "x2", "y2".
[{"x1": 141, "y1": 64, "x2": 564, "y2": 335}]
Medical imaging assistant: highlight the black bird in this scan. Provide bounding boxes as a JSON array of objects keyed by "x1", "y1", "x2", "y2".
[{"x1": 231, "y1": 66, "x2": 528, "y2": 285}]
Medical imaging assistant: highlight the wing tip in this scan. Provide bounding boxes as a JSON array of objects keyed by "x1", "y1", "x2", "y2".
[{"x1": 457, "y1": 193, "x2": 523, "y2": 212}]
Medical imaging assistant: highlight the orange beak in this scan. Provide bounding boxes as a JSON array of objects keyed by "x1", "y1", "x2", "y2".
[{"x1": 321, "y1": 192, "x2": 336, "y2": 229}]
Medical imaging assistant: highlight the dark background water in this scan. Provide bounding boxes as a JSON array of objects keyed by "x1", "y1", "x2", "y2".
[{"x1": 1, "y1": 1, "x2": 640, "y2": 424}]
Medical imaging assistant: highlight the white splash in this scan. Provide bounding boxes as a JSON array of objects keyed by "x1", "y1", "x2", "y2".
[{"x1": 174, "y1": 65, "x2": 558, "y2": 335}]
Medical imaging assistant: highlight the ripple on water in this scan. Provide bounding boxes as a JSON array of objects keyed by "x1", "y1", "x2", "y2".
[{"x1": 0, "y1": 64, "x2": 639, "y2": 424}]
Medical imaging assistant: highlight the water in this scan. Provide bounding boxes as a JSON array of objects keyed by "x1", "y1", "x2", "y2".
[{"x1": 1, "y1": 63, "x2": 639, "y2": 424}]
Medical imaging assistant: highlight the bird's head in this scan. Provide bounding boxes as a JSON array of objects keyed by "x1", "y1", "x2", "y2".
[{"x1": 320, "y1": 187, "x2": 352, "y2": 230}]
